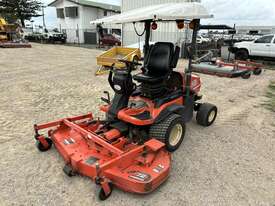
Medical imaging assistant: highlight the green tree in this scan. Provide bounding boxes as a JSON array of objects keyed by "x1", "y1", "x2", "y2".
[{"x1": 0, "y1": 0, "x2": 42, "y2": 27}]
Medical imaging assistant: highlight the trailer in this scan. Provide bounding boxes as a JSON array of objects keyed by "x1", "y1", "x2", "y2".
[{"x1": 96, "y1": 47, "x2": 141, "y2": 75}]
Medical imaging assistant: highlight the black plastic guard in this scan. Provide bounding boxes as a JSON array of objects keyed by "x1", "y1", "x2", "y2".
[{"x1": 183, "y1": 95, "x2": 194, "y2": 123}]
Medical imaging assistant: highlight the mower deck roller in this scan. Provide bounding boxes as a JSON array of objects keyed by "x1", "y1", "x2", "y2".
[
  {"x1": 34, "y1": 114, "x2": 170, "y2": 196},
  {"x1": 34, "y1": 2, "x2": 215, "y2": 200}
]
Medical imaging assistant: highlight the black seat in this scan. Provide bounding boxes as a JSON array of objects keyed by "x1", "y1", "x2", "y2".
[
  {"x1": 133, "y1": 42, "x2": 180, "y2": 99},
  {"x1": 133, "y1": 42, "x2": 178, "y2": 83}
]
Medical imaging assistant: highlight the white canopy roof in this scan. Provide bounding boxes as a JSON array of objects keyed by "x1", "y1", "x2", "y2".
[{"x1": 91, "y1": 2, "x2": 212, "y2": 25}]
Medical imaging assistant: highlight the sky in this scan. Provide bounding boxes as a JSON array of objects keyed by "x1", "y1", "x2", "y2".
[{"x1": 33, "y1": 0, "x2": 275, "y2": 28}]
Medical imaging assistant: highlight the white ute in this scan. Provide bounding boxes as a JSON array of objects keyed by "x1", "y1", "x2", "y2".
[{"x1": 231, "y1": 34, "x2": 275, "y2": 60}]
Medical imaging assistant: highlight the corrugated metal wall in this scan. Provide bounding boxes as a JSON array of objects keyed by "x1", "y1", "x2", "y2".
[
  {"x1": 122, "y1": 0, "x2": 200, "y2": 46},
  {"x1": 122, "y1": 0, "x2": 200, "y2": 12}
]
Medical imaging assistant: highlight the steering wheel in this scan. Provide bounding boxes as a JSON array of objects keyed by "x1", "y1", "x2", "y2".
[
  {"x1": 108, "y1": 60, "x2": 137, "y2": 94},
  {"x1": 109, "y1": 59, "x2": 142, "y2": 74}
]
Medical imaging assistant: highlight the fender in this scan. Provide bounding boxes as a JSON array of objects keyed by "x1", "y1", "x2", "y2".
[{"x1": 154, "y1": 104, "x2": 185, "y2": 124}]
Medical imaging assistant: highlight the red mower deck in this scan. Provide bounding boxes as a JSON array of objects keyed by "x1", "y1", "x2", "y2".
[{"x1": 34, "y1": 113, "x2": 170, "y2": 198}]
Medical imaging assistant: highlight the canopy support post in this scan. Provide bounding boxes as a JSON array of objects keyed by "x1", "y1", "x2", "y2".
[
  {"x1": 144, "y1": 21, "x2": 151, "y2": 59},
  {"x1": 185, "y1": 19, "x2": 200, "y2": 98}
]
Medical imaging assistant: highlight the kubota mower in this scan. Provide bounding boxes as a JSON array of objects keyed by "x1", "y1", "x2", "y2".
[{"x1": 33, "y1": 3, "x2": 216, "y2": 200}]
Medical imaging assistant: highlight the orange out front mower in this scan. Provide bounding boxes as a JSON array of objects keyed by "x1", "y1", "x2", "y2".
[{"x1": 33, "y1": 3, "x2": 216, "y2": 200}]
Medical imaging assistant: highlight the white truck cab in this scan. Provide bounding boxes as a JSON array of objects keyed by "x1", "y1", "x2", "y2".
[{"x1": 231, "y1": 34, "x2": 275, "y2": 60}]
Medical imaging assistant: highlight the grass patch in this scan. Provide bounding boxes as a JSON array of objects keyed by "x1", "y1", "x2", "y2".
[{"x1": 264, "y1": 81, "x2": 275, "y2": 112}]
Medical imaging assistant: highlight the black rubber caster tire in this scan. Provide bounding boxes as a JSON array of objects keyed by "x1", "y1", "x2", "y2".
[
  {"x1": 63, "y1": 164, "x2": 76, "y2": 177},
  {"x1": 36, "y1": 137, "x2": 52, "y2": 152},
  {"x1": 196, "y1": 103, "x2": 218, "y2": 127},
  {"x1": 149, "y1": 114, "x2": 186, "y2": 152},
  {"x1": 241, "y1": 72, "x2": 251, "y2": 79},
  {"x1": 97, "y1": 183, "x2": 113, "y2": 201},
  {"x1": 253, "y1": 68, "x2": 262, "y2": 75}
]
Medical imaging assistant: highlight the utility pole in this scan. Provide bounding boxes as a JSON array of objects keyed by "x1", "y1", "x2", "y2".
[{"x1": 31, "y1": 20, "x2": 34, "y2": 33}]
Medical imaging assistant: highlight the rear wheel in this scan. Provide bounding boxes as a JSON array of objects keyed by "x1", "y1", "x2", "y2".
[
  {"x1": 149, "y1": 114, "x2": 186, "y2": 152},
  {"x1": 196, "y1": 103, "x2": 217, "y2": 127},
  {"x1": 235, "y1": 49, "x2": 249, "y2": 60},
  {"x1": 253, "y1": 68, "x2": 262, "y2": 75}
]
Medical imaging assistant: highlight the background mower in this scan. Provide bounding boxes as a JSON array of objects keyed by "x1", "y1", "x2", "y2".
[
  {"x1": 192, "y1": 58, "x2": 263, "y2": 79},
  {"x1": 33, "y1": 3, "x2": 216, "y2": 200}
]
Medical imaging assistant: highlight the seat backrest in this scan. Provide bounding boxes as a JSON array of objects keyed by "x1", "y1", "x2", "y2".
[{"x1": 145, "y1": 42, "x2": 174, "y2": 76}]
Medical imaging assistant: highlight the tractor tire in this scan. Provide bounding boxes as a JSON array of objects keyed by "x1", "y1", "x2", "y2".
[
  {"x1": 196, "y1": 103, "x2": 217, "y2": 127},
  {"x1": 149, "y1": 114, "x2": 185, "y2": 152},
  {"x1": 235, "y1": 49, "x2": 249, "y2": 60},
  {"x1": 253, "y1": 68, "x2": 262, "y2": 75},
  {"x1": 241, "y1": 71, "x2": 251, "y2": 79},
  {"x1": 36, "y1": 137, "x2": 52, "y2": 152}
]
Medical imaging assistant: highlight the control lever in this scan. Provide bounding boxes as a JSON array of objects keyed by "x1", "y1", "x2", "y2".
[{"x1": 101, "y1": 91, "x2": 111, "y2": 104}]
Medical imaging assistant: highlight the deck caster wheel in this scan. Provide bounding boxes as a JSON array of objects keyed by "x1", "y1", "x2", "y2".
[
  {"x1": 36, "y1": 137, "x2": 52, "y2": 152},
  {"x1": 97, "y1": 183, "x2": 113, "y2": 201},
  {"x1": 63, "y1": 164, "x2": 76, "y2": 177},
  {"x1": 149, "y1": 114, "x2": 186, "y2": 152},
  {"x1": 196, "y1": 103, "x2": 217, "y2": 127},
  {"x1": 241, "y1": 71, "x2": 251, "y2": 79},
  {"x1": 253, "y1": 68, "x2": 262, "y2": 75}
]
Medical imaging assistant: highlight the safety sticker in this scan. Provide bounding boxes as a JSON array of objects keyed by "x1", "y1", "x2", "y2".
[
  {"x1": 128, "y1": 171, "x2": 151, "y2": 182},
  {"x1": 153, "y1": 164, "x2": 164, "y2": 173},
  {"x1": 63, "y1": 138, "x2": 75, "y2": 145}
]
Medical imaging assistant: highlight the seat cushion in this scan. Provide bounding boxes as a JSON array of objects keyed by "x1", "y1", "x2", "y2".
[{"x1": 133, "y1": 73, "x2": 167, "y2": 83}]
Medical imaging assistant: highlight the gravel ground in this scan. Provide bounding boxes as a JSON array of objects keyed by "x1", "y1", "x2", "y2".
[{"x1": 0, "y1": 43, "x2": 274, "y2": 206}]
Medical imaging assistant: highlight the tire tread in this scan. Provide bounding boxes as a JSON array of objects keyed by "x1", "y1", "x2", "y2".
[{"x1": 149, "y1": 114, "x2": 181, "y2": 142}]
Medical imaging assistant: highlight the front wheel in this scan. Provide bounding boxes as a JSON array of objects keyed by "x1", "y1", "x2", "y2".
[
  {"x1": 149, "y1": 114, "x2": 186, "y2": 152},
  {"x1": 196, "y1": 103, "x2": 217, "y2": 127}
]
